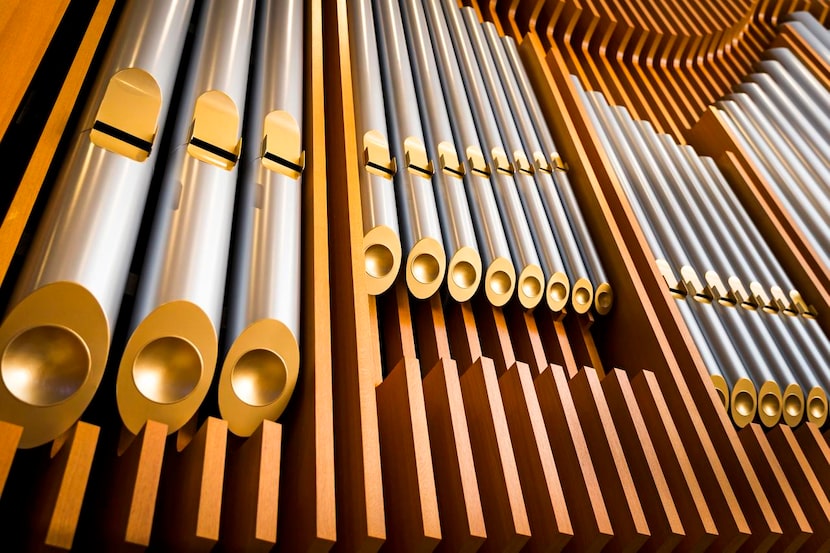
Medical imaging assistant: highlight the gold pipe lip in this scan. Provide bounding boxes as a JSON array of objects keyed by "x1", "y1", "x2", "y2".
[
  {"x1": 0, "y1": 282, "x2": 109, "y2": 448},
  {"x1": 757, "y1": 381, "x2": 783, "y2": 428},
  {"x1": 447, "y1": 246, "x2": 482, "y2": 303},
  {"x1": 711, "y1": 374, "x2": 730, "y2": 411},
  {"x1": 363, "y1": 225, "x2": 402, "y2": 296},
  {"x1": 781, "y1": 384, "x2": 805, "y2": 427},
  {"x1": 406, "y1": 237, "x2": 446, "y2": 300},
  {"x1": 484, "y1": 257, "x2": 516, "y2": 307},
  {"x1": 117, "y1": 300, "x2": 217, "y2": 435},
  {"x1": 219, "y1": 318, "x2": 300, "y2": 437},
  {"x1": 570, "y1": 277, "x2": 594, "y2": 315},
  {"x1": 517, "y1": 264, "x2": 545, "y2": 310},
  {"x1": 546, "y1": 272, "x2": 570, "y2": 313},
  {"x1": 594, "y1": 282, "x2": 613, "y2": 315},
  {"x1": 730, "y1": 377, "x2": 757, "y2": 428},
  {"x1": 806, "y1": 387, "x2": 828, "y2": 427}
]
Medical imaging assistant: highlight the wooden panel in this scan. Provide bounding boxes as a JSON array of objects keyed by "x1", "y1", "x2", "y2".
[
  {"x1": 0, "y1": 421, "x2": 22, "y2": 496},
  {"x1": 794, "y1": 423, "x2": 830, "y2": 493},
  {"x1": 377, "y1": 359, "x2": 441, "y2": 552},
  {"x1": 221, "y1": 422, "x2": 281, "y2": 552},
  {"x1": 422, "y1": 358, "x2": 486, "y2": 553}
]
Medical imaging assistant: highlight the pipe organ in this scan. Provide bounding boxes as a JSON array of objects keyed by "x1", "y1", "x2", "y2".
[{"x1": 0, "y1": 0, "x2": 828, "y2": 550}]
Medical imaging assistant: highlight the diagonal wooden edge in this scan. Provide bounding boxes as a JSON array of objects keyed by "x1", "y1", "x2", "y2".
[
  {"x1": 793, "y1": 423, "x2": 830, "y2": 493},
  {"x1": 376, "y1": 358, "x2": 442, "y2": 552},
  {"x1": 534, "y1": 309, "x2": 580, "y2": 378},
  {"x1": 471, "y1": 296, "x2": 516, "y2": 377},
  {"x1": 445, "y1": 302, "x2": 482, "y2": 374},
  {"x1": 0, "y1": 421, "x2": 22, "y2": 496},
  {"x1": 221, "y1": 421, "x2": 281, "y2": 553},
  {"x1": 411, "y1": 295, "x2": 451, "y2": 374},
  {"x1": 499, "y1": 361, "x2": 573, "y2": 551},
  {"x1": 502, "y1": 301, "x2": 550, "y2": 377}
]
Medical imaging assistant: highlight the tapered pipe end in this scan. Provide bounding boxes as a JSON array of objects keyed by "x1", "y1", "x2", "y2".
[
  {"x1": 219, "y1": 319, "x2": 300, "y2": 437},
  {"x1": 484, "y1": 257, "x2": 516, "y2": 307},
  {"x1": 806, "y1": 387, "x2": 828, "y2": 427},
  {"x1": 406, "y1": 238, "x2": 446, "y2": 300},
  {"x1": 117, "y1": 301, "x2": 217, "y2": 435},
  {"x1": 0, "y1": 282, "x2": 109, "y2": 448},
  {"x1": 571, "y1": 277, "x2": 594, "y2": 315},
  {"x1": 517, "y1": 264, "x2": 545, "y2": 310},
  {"x1": 782, "y1": 384, "x2": 805, "y2": 427},
  {"x1": 594, "y1": 282, "x2": 613, "y2": 315},
  {"x1": 363, "y1": 225, "x2": 402, "y2": 296},
  {"x1": 730, "y1": 377, "x2": 757, "y2": 428},
  {"x1": 711, "y1": 374, "x2": 730, "y2": 411},
  {"x1": 757, "y1": 380, "x2": 783, "y2": 428},
  {"x1": 546, "y1": 272, "x2": 570, "y2": 313},
  {"x1": 447, "y1": 246, "x2": 482, "y2": 303}
]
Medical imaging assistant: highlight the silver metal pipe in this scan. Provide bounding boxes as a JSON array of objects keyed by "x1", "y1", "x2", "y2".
[
  {"x1": 399, "y1": 0, "x2": 481, "y2": 302},
  {"x1": 0, "y1": 0, "x2": 194, "y2": 448},
  {"x1": 764, "y1": 48, "x2": 830, "y2": 115},
  {"x1": 421, "y1": 0, "x2": 516, "y2": 306},
  {"x1": 785, "y1": 12, "x2": 830, "y2": 52},
  {"x1": 374, "y1": 0, "x2": 447, "y2": 300},
  {"x1": 116, "y1": 0, "x2": 256, "y2": 435},
  {"x1": 463, "y1": 14, "x2": 569, "y2": 312},
  {"x1": 347, "y1": 0, "x2": 403, "y2": 295},
  {"x1": 217, "y1": 0, "x2": 303, "y2": 437},
  {"x1": 440, "y1": 0, "x2": 544, "y2": 309}
]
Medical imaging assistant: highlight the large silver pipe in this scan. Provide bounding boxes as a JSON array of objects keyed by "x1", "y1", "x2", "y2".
[
  {"x1": 574, "y1": 81, "x2": 756, "y2": 424},
  {"x1": 0, "y1": 0, "x2": 194, "y2": 448},
  {"x1": 217, "y1": 0, "x2": 303, "y2": 438},
  {"x1": 116, "y1": 0, "x2": 255, "y2": 435},
  {"x1": 398, "y1": 0, "x2": 481, "y2": 302},
  {"x1": 374, "y1": 0, "x2": 446, "y2": 300},
  {"x1": 636, "y1": 125, "x2": 808, "y2": 426},
  {"x1": 785, "y1": 12, "x2": 830, "y2": 52},
  {"x1": 500, "y1": 35, "x2": 612, "y2": 315},
  {"x1": 482, "y1": 21, "x2": 603, "y2": 314},
  {"x1": 764, "y1": 48, "x2": 830, "y2": 115},
  {"x1": 441, "y1": 0, "x2": 544, "y2": 310},
  {"x1": 421, "y1": 0, "x2": 516, "y2": 306},
  {"x1": 347, "y1": 0, "x2": 403, "y2": 295},
  {"x1": 463, "y1": 13, "x2": 570, "y2": 312}
]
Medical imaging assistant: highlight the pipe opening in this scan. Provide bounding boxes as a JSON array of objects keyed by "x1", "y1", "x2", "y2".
[
  {"x1": 133, "y1": 336, "x2": 202, "y2": 404},
  {"x1": 490, "y1": 270, "x2": 512, "y2": 295},
  {"x1": 574, "y1": 287, "x2": 591, "y2": 307},
  {"x1": 412, "y1": 253, "x2": 440, "y2": 284},
  {"x1": 784, "y1": 394, "x2": 803, "y2": 418},
  {"x1": 760, "y1": 393, "x2": 781, "y2": 418},
  {"x1": 2, "y1": 326, "x2": 90, "y2": 406},
  {"x1": 366, "y1": 243, "x2": 395, "y2": 279},
  {"x1": 809, "y1": 395, "x2": 827, "y2": 420},
  {"x1": 452, "y1": 260, "x2": 477, "y2": 289},
  {"x1": 549, "y1": 281, "x2": 568, "y2": 302},
  {"x1": 521, "y1": 276, "x2": 542, "y2": 299},
  {"x1": 734, "y1": 390, "x2": 755, "y2": 417},
  {"x1": 231, "y1": 349, "x2": 287, "y2": 407}
]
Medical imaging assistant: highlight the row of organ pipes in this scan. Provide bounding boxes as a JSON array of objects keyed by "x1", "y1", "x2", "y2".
[{"x1": 0, "y1": 0, "x2": 829, "y2": 549}]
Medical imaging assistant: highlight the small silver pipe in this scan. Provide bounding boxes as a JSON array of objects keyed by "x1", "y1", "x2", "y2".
[
  {"x1": 441, "y1": 0, "x2": 544, "y2": 309},
  {"x1": 0, "y1": 0, "x2": 195, "y2": 448},
  {"x1": 218, "y1": 0, "x2": 303, "y2": 437},
  {"x1": 421, "y1": 0, "x2": 515, "y2": 306},
  {"x1": 764, "y1": 48, "x2": 830, "y2": 115},
  {"x1": 347, "y1": 0, "x2": 403, "y2": 295},
  {"x1": 117, "y1": 0, "x2": 256, "y2": 435},
  {"x1": 784, "y1": 12, "x2": 830, "y2": 52},
  {"x1": 399, "y1": 0, "x2": 482, "y2": 302},
  {"x1": 374, "y1": 0, "x2": 447, "y2": 299}
]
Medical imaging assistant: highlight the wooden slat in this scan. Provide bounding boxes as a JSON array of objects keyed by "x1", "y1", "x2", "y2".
[
  {"x1": 0, "y1": 422, "x2": 22, "y2": 496},
  {"x1": 794, "y1": 423, "x2": 830, "y2": 493}
]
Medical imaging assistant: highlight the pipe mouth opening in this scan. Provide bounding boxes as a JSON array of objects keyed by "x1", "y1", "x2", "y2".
[
  {"x1": 490, "y1": 270, "x2": 512, "y2": 295},
  {"x1": 365, "y1": 244, "x2": 394, "y2": 279},
  {"x1": 412, "y1": 253, "x2": 440, "y2": 285},
  {"x1": 549, "y1": 281, "x2": 568, "y2": 302},
  {"x1": 760, "y1": 393, "x2": 781, "y2": 418},
  {"x1": 784, "y1": 394, "x2": 803, "y2": 418},
  {"x1": 231, "y1": 348, "x2": 287, "y2": 407},
  {"x1": 521, "y1": 276, "x2": 542, "y2": 299},
  {"x1": 452, "y1": 260, "x2": 477, "y2": 289},
  {"x1": 809, "y1": 395, "x2": 827, "y2": 421},
  {"x1": 133, "y1": 336, "x2": 202, "y2": 404},
  {"x1": 2, "y1": 325, "x2": 90, "y2": 406},
  {"x1": 715, "y1": 386, "x2": 729, "y2": 409},
  {"x1": 574, "y1": 287, "x2": 591, "y2": 308},
  {"x1": 595, "y1": 285, "x2": 613, "y2": 313},
  {"x1": 734, "y1": 390, "x2": 755, "y2": 417}
]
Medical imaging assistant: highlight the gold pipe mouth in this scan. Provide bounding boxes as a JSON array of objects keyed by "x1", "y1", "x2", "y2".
[
  {"x1": 730, "y1": 378, "x2": 756, "y2": 428},
  {"x1": 219, "y1": 319, "x2": 300, "y2": 437},
  {"x1": 406, "y1": 237, "x2": 446, "y2": 299},
  {"x1": 571, "y1": 277, "x2": 594, "y2": 315},
  {"x1": 594, "y1": 282, "x2": 613, "y2": 315},
  {"x1": 711, "y1": 374, "x2": 730, "y2": 411},
  {"x1": 447, "y1": 246, "x2": 482, "y2": 303},
  {"x1": 806, "y1": 388, "x2": 828, "y2": 427},
  {"x1": 757, "y1": 381, "x2": 782, "y2": 428},
  {"x1": 363, "y1": 225, "x2": 402, "y2": 296},
  {"x1": 132, "y1": 336, "x2": 202, "y2": 404},
  {"x1": 484, "y1": 257, "x2": 516, "y2": 307},
  {"x1": 546, "y1": 272, "x2": 570, "y2": 312},
  {"x1": 2, "y1": 325, "x2": 90, "y2": 406},
  {"x1": 782, "y1": 384, "x2": 804, "y2": 427},
  {"x1": 517, "y1": 264, "x2": 545, "y2": 309}
]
